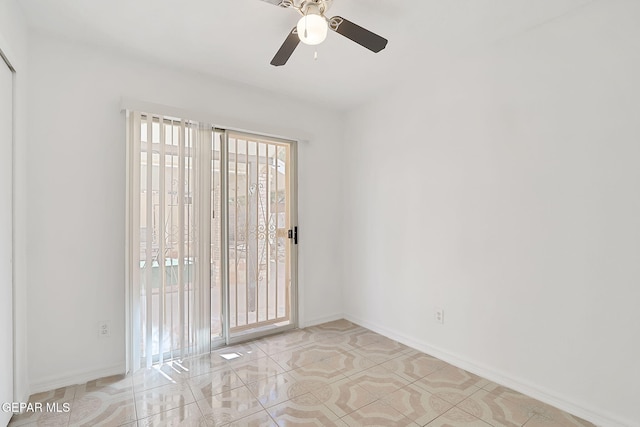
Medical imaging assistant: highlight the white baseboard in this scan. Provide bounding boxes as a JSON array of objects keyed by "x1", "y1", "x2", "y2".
[
  {"x1": 300, "y1": 312, "x2": 344, "y2": 329},
  {"x1": 29, "y1": 364, "x2": 126, "y2": 395},
  {"x1": 344, "y1": 314, "x2": 633, "y2": 427},
  {"x1": 27, "y1": 313, "x2": 340, "y2": 394}
]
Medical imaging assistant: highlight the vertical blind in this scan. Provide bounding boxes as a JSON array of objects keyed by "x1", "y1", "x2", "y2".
[
  {"x1": 126, "y1": 110, "x2": 296, "y2": 371},
  {"x1": 126, "y1": 111, "x2": 214, "y2": 370}
]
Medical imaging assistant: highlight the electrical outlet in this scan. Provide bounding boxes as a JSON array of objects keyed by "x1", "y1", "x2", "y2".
[
  {"x1": 435, "y1": 308, "x2": 444, "y2": 324},
  {"x1": 98, "y1": 321, "x2": 111, "y2": 338}
]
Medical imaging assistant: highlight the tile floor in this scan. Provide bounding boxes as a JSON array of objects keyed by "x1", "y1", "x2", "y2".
[{"x1": 8, "y1": 320, "x2": 597, "y2": 427}]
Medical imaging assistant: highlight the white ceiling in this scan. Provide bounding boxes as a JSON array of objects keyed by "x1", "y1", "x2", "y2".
[{"x1": 17, "y1": 0, "x2": 596, "y2": 110}]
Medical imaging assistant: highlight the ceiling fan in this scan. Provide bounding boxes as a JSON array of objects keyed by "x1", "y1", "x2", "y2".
[{"x1": 261, "y1": 0, "x2": 388, "y2": 66}]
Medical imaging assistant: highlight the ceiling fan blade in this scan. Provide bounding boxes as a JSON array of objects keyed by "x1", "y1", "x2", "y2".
[
  {"x1": 270, "y1": 27, "x2": 300, "y2": 66},
  {"x1": 328, "y1": 16, "x2": 388, "y2": 53},
  {"x1": 260, "y1": 0, "x2": 293, "y2": 8}
]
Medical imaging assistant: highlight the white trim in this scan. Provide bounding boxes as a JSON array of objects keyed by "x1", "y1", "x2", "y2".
[
  {"x1": 0, "y1": 27, "x2": 28, "y2": 407},
  {"x1": 120, "y1": 97, "x2": 312, "y2": 143},
  {"x1": 29, "y1": 364, "x2": 126, "y2": 395},
  {"x1": 344, "y1": 314, "x2": 632, "y2": 427},
  {"x1": 0, "y1": 45, "x2": 14, "y2": 427},
  {"x1": 301, "y1": 312, "x2": 344, "y2": 329}
]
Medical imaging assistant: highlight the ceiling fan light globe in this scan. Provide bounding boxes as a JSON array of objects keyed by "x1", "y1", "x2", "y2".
[{"x1": 296, "y1": 14, "x2": 328, "y2": 45}]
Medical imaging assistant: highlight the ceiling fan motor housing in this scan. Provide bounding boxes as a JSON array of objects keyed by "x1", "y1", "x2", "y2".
[{"x1": 299, "y1": 0, "x2": 332, "y2": 16}]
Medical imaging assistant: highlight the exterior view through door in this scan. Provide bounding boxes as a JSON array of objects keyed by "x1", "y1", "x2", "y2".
[{"x1": 126, "y1": 112, "x2": 297, "y2": 370}]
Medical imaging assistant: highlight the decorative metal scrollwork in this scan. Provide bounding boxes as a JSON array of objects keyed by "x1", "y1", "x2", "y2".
[{"x1": 329, "y1": 17, "x2": 344, "y2": 31}]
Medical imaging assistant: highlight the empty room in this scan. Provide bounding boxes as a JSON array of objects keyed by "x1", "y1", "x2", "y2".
[{"x1": 0, "y1": 0, "x2": 638, "y2": 426}]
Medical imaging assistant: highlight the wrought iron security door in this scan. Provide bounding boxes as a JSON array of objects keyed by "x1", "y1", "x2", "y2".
[{"x1": 225, "y1": 132, "x2": 296, "y2": 334}]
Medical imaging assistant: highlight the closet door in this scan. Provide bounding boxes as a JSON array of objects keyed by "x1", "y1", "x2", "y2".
[{"x1": 0, "y1": 55, "x2": 14, "y2": 426}]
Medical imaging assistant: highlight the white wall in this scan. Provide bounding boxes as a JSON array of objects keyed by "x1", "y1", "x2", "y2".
[
  {"x1": 0, "y1": 0, "x2": 30, "y2": 404},
  {"x1": 26, "y1": 33, "x2": 344, "y2": 392},
  {"x1": 343, "y1": 2, "x2": 640, "y2": 426}
]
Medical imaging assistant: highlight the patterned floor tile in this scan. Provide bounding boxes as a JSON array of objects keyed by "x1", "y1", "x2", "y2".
[
  {"x1": 312, "y1": 331, "x2": 364, "y2": 348},
  {"x1": 359, "y1": 336, "x2": 411, "y2": 354},
  {"x1": 413, "y1": 366, "x2": 488, "y2": 405},
  {"x1": 214, "y1": 343, "x2": 269, "y2": 367},
  {"x1": 427, "y1": 407, "x2": 494, "y2": 426},
  {"x1": 8, "y1": 386, "x2": 76, "y2": 427},
  {"x1": 480, "y1": 384, "x2": 542, "y2": 405},
  {"x1": 352, "y1": 347, "x2": 406, "y2": 365},
  {"x1": 246, "y1": 373, "x2": 309, "y2": 408},
  {"x1": 220, "y1": 409, "x2": 278, "y2": 427},
  {"x1": 307, "y1": 319, "x2": 361, "y2": 333},
  {"x1": 137, "y1": 402, "x2": 208, "y2": 427},
  {"x1": 339, "y1": 325, "x2": 369, "y2": 335},
  {"x1": 269, "y1": 342, "x2": 350, "y2": 372},
  {"x1": 381, "y1": 383, "x2": 452, "y2": 426},
  {"x1": 231, "y1": 357, "x2": 285, "y2": 384},
  {"x1": 196, "y1": 385, "x2": 263, "y2": 426},
  {"x1": 306, "y1": 321, "x2": 365, "y2": 345},
  {"x1": 9, "y1": 410, "x2": 72, "y2": 427},
  {"x1": 267, "y1": 394, "x2": 342, "y2": 426},
  {"x1": 299, "y1": 342, "x2": 354, "y2": 362},
  {"x1": 346, "y1": 330, "x2": 385, "y2": 348},
  {"x1": 478, "y1": 385, "x2": 591, "y2": 425},
  {"x1": 135, "y1": 382, "x2": 196, "y2": 419},
  {"x1": 524, "y1": 411, "x2": 596, "y2": 427},
  {"x1": 341, "y1": 400, "x2": 419, "y2": 427},
  {"x1": 157, "y1": 361, "x2": 191, "y2": 378},
  {"x1": 479, "y1": 385, "x2": 546, "y2": 415},
  {"x1": 457, "y1": 389, "x2": 534, "y2": 427},
  {"x1": 346, "y1": 365, "x2": 410, "y2": 398},
  {"x1": 307, "y1": 331, "x2": 347, "y2": 344},
  {"x1": 30, "y1": 386, "x2": 78, "y2": 403},
  {"x1": 133, "y1": 366, "x2": 187, "y2": 393},
  {"x1": 16, "y1": 320, "x2": 601, "y2": 427},
  {"x1": 256, "y1": 330, "x2": 314, "y2": 355},
  {"x1": 320, "y1": 352, "x2": 377, "y2": 377},
  {"x1": 287, "y1": 361, "x2": 347, "y2": 393},
  {"x1": 310, "y1": 377, "x2": 377, "y2": 417},
  {"x1": 180, "y1": 354, "x2": 231, "y2": 378},
  {"x1": 68, "y1": 392, "x2": 136, "y2": 427},
  {"x1": 269, "y1": 348, "x2": 317, "y2": 371},
  {"x1": 188, "y1": 368, "x2": 244, "y2": 400},
  {"x1": 380, "y1": 351, "x2": 447, "y2": 381},
  {"x1": 74, "y1": 375, "x2": 133, "y2": 401},
  {"x1": 9, "y1": 411, "x2": 72, "y2": 427}
]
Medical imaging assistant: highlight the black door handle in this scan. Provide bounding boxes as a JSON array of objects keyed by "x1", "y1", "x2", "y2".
[{"x1": 288, "y1": 227, "x2": 298, "y2": 245}]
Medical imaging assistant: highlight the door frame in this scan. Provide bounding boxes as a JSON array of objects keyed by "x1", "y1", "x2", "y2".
[
  {"x1": 0, "y1": 45, "x2": 15, "y2": 426},
  {"x1": 218, "y1": 129, "x2": 299, "y2": 347}
]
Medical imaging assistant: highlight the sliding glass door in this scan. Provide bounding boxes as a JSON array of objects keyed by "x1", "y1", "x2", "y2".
[{"x1": 127, "y1": 113, "x2": 297, "y2": 369}]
